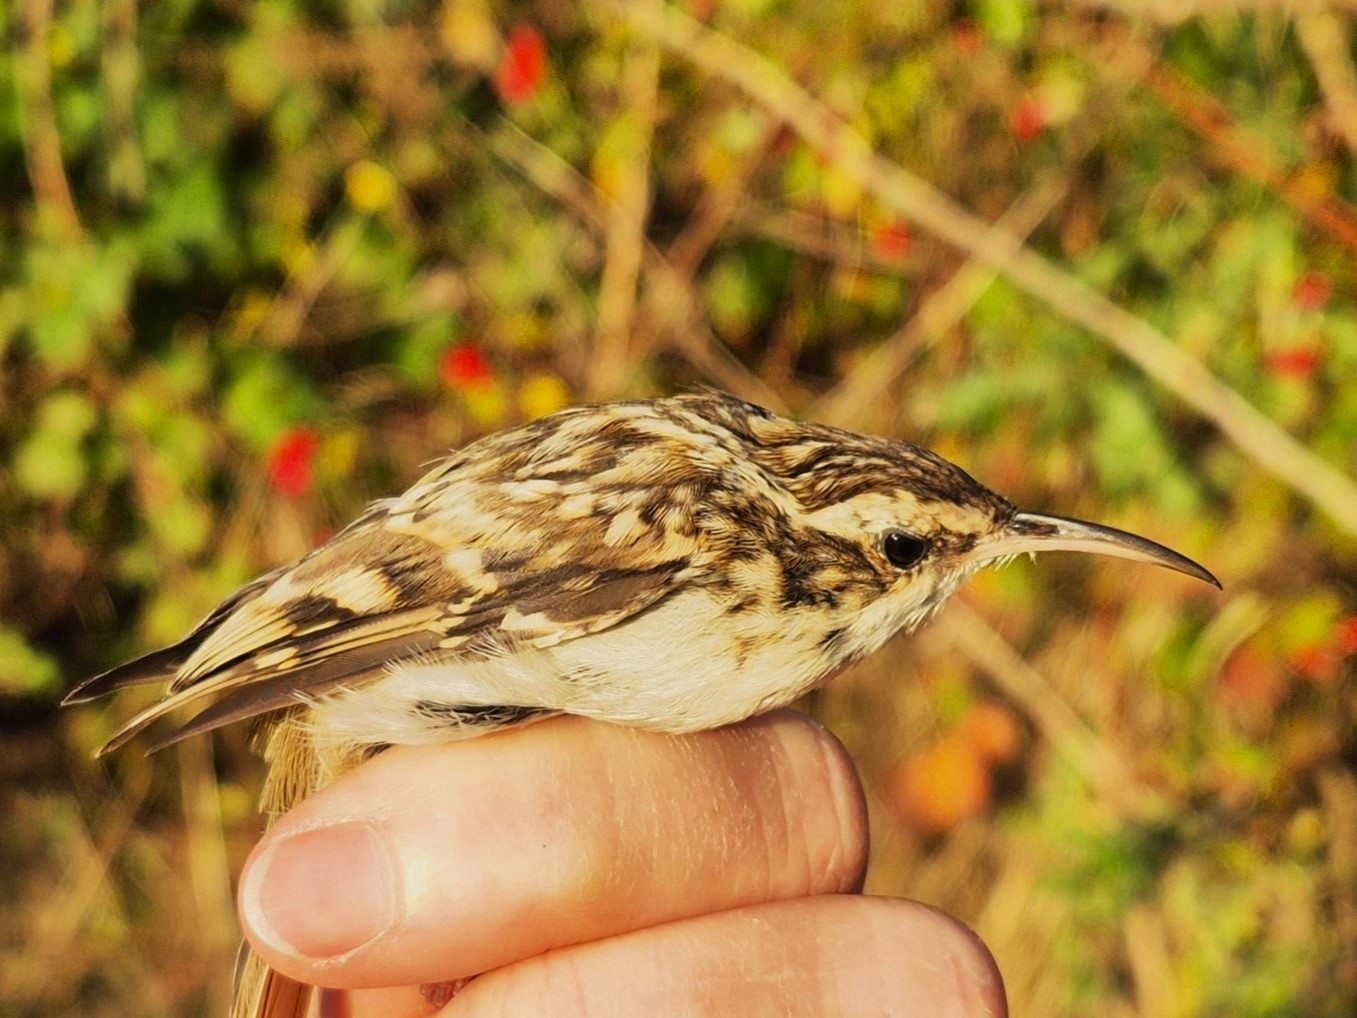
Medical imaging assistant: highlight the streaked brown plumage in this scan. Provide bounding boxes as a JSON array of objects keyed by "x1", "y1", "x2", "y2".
[{"x1": 64, "y1": 389, "x2": 1218, "y2": 1017}]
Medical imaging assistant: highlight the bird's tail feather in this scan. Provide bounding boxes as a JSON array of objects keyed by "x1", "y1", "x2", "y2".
[
  {"x1": 233, "y1": 715, "x2": 334, "y2": 1018},
  {"x1": 233, "y1": 949, "x2": 312, "y2": 1018}
]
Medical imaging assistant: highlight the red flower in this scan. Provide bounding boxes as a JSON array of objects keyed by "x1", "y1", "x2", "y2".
[
  {"x1": 1264, "y1": 347, "x2": 1322, "y2": 378},
  {"x1": 1010, "y1": 97, "x2": 1046, "y2": 143},
  {"x1": 1292, "y1": 271, "x2": 1332, "y2": 312},
  {"x1": 1291, "y1": 644, "x2": 1340, "y2": 684},
  {"x1": 496, "y1": 26, "x2": 547, "y2": 105},
  {"x1": 1218, "y1": 642, "x2": 1288, "y2": 712},
  {"x1": 871, "y1": 221, "x2": 911, "y2": 261},
  {"x1": 1336, "y1": 616, "x2": 1357, "y2": 655},
  {"x1": 440, "y1": 344, "x2": 495, "y2": 389},
  {"x1": 951, "y1": 19, "x2": 983, "y2": 55},
  {"x1": 268, "y1": 426, "x2": 320, "y2": 499}
]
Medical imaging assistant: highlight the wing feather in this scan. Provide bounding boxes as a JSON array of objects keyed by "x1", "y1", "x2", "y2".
[
  {"x1": 61, "y1": 565, "x2": 291, "y2": 706},
  {"x1": 98, "y1": 606, "x2": 446, "y2": 756},
  {"x1": 77, "y1": 404, "x2": 725, "y2": 752}
]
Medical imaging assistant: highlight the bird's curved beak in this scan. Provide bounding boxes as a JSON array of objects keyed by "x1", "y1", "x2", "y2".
[{"x1": 972, "y1": 512, "x2": 1220, "y2": 588}]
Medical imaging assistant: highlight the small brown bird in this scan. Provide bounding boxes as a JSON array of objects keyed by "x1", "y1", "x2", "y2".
[{"x1": 65, "y1": 389, "x2": 1217, "y2": 1017}]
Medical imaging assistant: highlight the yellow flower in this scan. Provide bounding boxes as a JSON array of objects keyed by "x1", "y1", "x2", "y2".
[
  {"x1": 462, "y1": 385, "x2": 508, "y2": 429},
  {"x1": 519, "y1": 373, "x2": 572, "y2": 420},
  {"x1": 344, "y1": 160, "x2": 398, "y2": 213}
]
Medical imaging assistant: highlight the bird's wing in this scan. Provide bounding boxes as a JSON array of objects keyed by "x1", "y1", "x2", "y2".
[{"x1": 85, "y1": 459, "x2": 712, "y2": 754}]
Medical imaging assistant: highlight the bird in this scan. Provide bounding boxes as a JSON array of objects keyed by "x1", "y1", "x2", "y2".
[{"x1": 64, "y1": 389, "x2": 1218, "y2": 1017}]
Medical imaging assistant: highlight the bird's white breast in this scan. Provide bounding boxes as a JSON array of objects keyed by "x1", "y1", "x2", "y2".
[{"x1": 306, "y1": 588, "x2": 829, "y2": 752}]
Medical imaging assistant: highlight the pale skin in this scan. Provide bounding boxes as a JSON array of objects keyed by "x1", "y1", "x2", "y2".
[{"x1": 236, "y1": 711, "x2": 1007, "y2": 1016}]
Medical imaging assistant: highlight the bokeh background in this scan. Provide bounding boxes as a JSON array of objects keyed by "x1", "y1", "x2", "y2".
[{"x1": 3, "y1": 1, "x2": 1357, "y2": 1014}]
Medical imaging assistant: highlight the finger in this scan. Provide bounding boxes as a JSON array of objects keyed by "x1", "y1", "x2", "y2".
[
  {"x1": 238, "y1": 712, "x2": 868, "y2": 989},
  {"x1": 449, "y1": 895, "x2": 1006, "y2": 1017}
]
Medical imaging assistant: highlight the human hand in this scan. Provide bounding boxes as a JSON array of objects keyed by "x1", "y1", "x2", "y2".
[{"x1": 236, "y1": 711, "x2": 1006, "y2": 1015}]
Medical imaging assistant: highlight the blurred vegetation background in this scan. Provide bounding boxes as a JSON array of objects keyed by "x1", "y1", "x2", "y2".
[{"x1": 3, "y1": 0, "x2": 1357, "y2": 1014}]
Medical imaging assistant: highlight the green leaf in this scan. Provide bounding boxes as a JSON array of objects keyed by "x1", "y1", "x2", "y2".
[
  {"x1": 0, "y1": 626, "x2": 60, "y2": 696},
  {"x1": 973, "y1": 0, "x2": 1031, "y2": 47},
  {"x1": 23, "y1": 240, "x2": 134, "y2": 368},
  {"x1": 14, "y1": 428, "x2": 86, "y2": 500},
  {"x1": 221, "y1": 351, "x2": 324, "y2": 448},
  {"x1": 37, "y1": 389, "x2": 98, "y2": 440},
  {"x1": 706, "y1": 254, "x2": 769, "y2": 341}
]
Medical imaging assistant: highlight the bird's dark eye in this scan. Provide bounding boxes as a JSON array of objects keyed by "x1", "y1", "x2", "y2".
[{"x1": 882, "y1": 530, "x2": 929, "y2": 569}]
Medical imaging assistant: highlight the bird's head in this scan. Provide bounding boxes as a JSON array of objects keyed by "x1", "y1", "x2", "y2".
[{"x1": 739, "y1": 418, "x2": 1218, "y2": 666}]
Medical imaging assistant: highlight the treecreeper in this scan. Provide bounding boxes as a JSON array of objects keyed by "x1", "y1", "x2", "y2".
[{"x1": 64, "y1": 389, "x2": 1219, "y2": 1017}]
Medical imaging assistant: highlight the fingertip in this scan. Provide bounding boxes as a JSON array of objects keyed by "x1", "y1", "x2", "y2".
[
  {"x1": 899, "y1": 902, "x2": 1007, "y2": 1018},
  {"x1": 763, "y1": 711, "x2": 870, "y2": 892},
  {"x1": 239, "y1": 821, "x2": 401, "y2": 965}
]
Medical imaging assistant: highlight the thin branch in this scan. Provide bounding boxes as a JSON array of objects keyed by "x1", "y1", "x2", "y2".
[
  {"x1": 100, "y1": 0, "x2": 146, "y2": 206},
  {"x1": 1142, "y1": 57, "x2": 1357, "y2": 252},
  {"x1": 177, "y1": 733, "x2": 237, "y2": 1016},
  {"x1": 486, "y1": 120, "x2": 788, "y2": 409},
  {"x1": 666, "y1": 118, "x2": 783, "y2": 278},
  {"x1": 812, "y1": 172, "x2": 1069, "y2": 430},
  {"x1": 589, "y1": 20, "x2": 662, "y2": 398},
  {"x1": 618, "y1": 0, "x2": 1357, "y2": 541},
  {"x1": 4, "y1": 766, "x2": 151, "y2": 1006},
  {"x1": 628, "y1": 118, "x2": 786, "y2": 373},
  {"x1": 937, "y1": 602, "x2": 1164, "y2": 816},
  {"x1": 1297, "y1": 10, "x2": 1357, "y2": 158},
  {"x1": 1125, "y1": 903, "x2": 1178, "y2": 1018},
  {"x1": 639, "y1": 259, "x2": 792, "y2": 411},
  {"x1": 16, "y1": 0, "x2": 83, "y2": 238},
  {"x1": 731, "y1": 203, "x2": 920, "y2": 274},
  {"x1": 253, "y1": 217, "x2": 366, "y2": 347},
  {"x1": 1064, "y1": 0, "x2": 1357, "y2": 19},
  {"x1": 1319, "y1": 767, "x2": 1357, "y2": 993}
]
